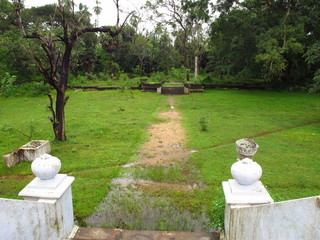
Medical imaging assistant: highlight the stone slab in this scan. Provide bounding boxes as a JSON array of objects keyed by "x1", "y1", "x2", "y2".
[
  {"x1": 223, "y1": 179, "x2": 273, "y2": 205},
  {"x1": 72, "y1": 228, "x2": 219, "y2": 240},
  {"x1": 19, "y1": 174, "x2": 75, "y2": 200},
  {"x1": 72, "y1": 228, "x2": 121, "y2": 239},
  {"x1": 121, "y1": 230, "x2": 219, "y2": 240},
  {"x1": 227, "y1": 196, "x2": 320, "y2": 240},
  {"x1": 3, "y1": 151, "x2": 19, "y2": 167}
]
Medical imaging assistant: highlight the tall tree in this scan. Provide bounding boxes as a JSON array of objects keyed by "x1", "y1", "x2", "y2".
[
  {"x1": 0, "y1": 0, "x2": 38, "y2": 83},
  {"x1": 208, "y1": 0, "x2": 320, "y2": 87},
  {"x1": 146, "y1": 0, "x2": 210, "y2": 81},
  {"x1": 12, "y1": 0, "x2": 132, "y2": 140},
  {"x1": 93, "y1": 0, "x2": 102, "y2": 27}
]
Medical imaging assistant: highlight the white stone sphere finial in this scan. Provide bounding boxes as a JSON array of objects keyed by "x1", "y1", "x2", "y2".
[
  {"x1": 31, "y1": 154, "x2": 61, "y2": 180},
  {"x1": 231, "y1": 158, "x2": 262, "y2": 186}
]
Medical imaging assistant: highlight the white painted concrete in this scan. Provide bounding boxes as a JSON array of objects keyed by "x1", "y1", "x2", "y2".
[
  {"x1": 19, "y1": 174, "x2": 74, "y2": 200},
  {"x1": 0, "y1": 174, "x2": 75, "y2": 240},
  {"x1": 157, "y1": 87, "x2": 161, "y2": 94},
  {"x1": 231, "y1": 158, "x2": 262, "y2": 186},
  {"x1": 0, "y1": 192, "x2": 73, "y2": 240},
  {"x1": 223, "y1": 179, "x2": 273, "y2": 205},
  {"x1": 226, "y1": 196, "x2": 320, "y2": 240},
  {"x1": 223, "y1": 179, "x2": 274, "y2": 240},
  {"x1": 31, "y1": 154, "x2": 61, "y2": 180}
]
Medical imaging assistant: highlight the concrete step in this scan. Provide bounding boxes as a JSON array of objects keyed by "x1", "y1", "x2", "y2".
[{"x1": 72, "y1": 228, "x2": 220, "y2": 240}]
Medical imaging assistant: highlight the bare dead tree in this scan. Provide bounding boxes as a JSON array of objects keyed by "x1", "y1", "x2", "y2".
[{"x1": 12, "y1": 0, "x2": 133, "y2": 141}]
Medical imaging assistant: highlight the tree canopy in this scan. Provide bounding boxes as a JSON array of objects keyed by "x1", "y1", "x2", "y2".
[{"x1": 1, "y1": 0, "x2": 319, "y2": 111}]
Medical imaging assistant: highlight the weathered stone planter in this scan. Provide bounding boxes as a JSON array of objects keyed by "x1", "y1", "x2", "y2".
[
  {"x1": 19, "y1": 140, "x2": 51, "y2": 161},
  {"x1": 235, "y1": 138, "x2": 259, "y2": 160},
  {"x1": 3, "y1": 140, "x2": 51, "y2": 167}
]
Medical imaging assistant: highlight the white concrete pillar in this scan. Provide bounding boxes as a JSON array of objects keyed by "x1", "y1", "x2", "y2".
[
  {"x1": 18, "y1": 174, "x2": 75, "y2": 240},
  {"x1": 223, "y1": 139, "x2": 273, "y2": 240},
  {"x1": 17, "y1": 154, "x2": 75, "y2": 240},
  {"x1": 222, "y1": 180, "x2": 274, "y2": 240}
]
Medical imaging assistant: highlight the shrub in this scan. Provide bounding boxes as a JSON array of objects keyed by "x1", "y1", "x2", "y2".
[
  {"x1": 199, "y1": 116, "x2": 208, "y2": 132},
  {"x1": 132, "y1": 76, "x2": 150, "y2": 86},
  {"x1": 29, "y1": 82, "x2": 51, "y2": 96},
  {"x1": 169, "y1": 67, "x2": 187, "y2": 82},
  {"x1": 0, "y1": 72, "x2": 19, "y2": 97},
  {"x1": 308, "y1": 71, "x2": 320, "y2": 94},
  {"x1": 151, "y1": 72, "x2": 166, "y2": 83}
]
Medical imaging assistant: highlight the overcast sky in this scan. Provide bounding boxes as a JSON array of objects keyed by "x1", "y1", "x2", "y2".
[
  {"x1": 24, "y1": 0, "x2": 217, "y2": 32},
  {"x1": 24, "y1": 0, "x2": 144, "y2": 26}
]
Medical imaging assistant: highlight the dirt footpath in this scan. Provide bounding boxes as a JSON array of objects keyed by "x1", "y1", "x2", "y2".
[{"x1": 138, "y1": 97, "x2": 193, "y2": 166}]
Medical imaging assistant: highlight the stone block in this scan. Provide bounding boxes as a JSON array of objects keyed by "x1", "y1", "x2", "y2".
[
  {"x1": 19, "y1": 140, "x2": 51, "y2": 161},
  {"x1": 3, "y1": 151, "x2": 19, "y2": 167},
  {"x1": 3, "y1": 140, "x2": 51, "y2": 167}
]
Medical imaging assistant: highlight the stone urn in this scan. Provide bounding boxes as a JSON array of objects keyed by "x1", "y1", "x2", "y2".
[
  {"x1": 231, "y1": 158, "x2": 262, "y2": 186},
  {"x1": 31, "y1": 154, "x2": 61, "y2": 180},
  {"x1": 236, "y1": 138, "x2": 259, "y2": 160}
]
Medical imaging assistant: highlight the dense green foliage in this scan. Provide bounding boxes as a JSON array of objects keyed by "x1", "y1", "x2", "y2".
[
  {"x1": 1, "y1": 0, "x2": 319, "y2": 91},
  {"x1": 208, "y1": 0, "x2": 320, "y2": 89}
]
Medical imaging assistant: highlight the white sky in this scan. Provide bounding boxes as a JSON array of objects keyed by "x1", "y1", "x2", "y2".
[
  {"x1": 24, "y1": 0, "x2": 217, "y2": 32},
  {"x1": 24, "y1": 0, "x2": 144, "y2": 26}
]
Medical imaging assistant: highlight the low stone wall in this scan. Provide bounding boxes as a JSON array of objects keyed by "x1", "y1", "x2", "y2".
[
  {"x1": 0, "y1": 173, "x2": 75, "y2": 240},
  {"x1": 69, "y1": 83, "x2": 266, "y2": 92},
  {"x1": 161, "y1": 87, "x2": 185, "y2": 95},
  {"x1": 225, "y1": 196, "x2": 320, "y2": 240},
  {"x1": 70, "y1": 86, "x2": 140, "y2": 91},
  {"x1": 0, "y1": 193, "x2": 73, "y2": 240},
  {"x1": 203, "y1": 83, "x2": 266, "y2": 90}
]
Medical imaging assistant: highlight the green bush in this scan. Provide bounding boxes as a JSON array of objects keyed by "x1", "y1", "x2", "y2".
[
  {"x1": 0, "y1": 73, "x2": 20, "y2": 97},
  {"x1": 151, "y1": 72, "x2": 166, "y2": 83},
  {"x1": 169, "y1": 67, "x2": 187, "y2": 82},
  {"x1": 308, "y1": 71, "x2": 320, "y2": 94},
  {"x1": 28, "y1": 82, "x2": 51, "y2": 96},
  {"x1": 199, "y1": 116, "x2": 208, "y2": 132},
  {"x1": 132, "y1": 76, "x2": 150, "y2": 85}
]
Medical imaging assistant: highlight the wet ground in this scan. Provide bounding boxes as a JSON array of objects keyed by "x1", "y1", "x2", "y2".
[{"x1": 84, "y1": 97, "x2": 210, "y2": 232}]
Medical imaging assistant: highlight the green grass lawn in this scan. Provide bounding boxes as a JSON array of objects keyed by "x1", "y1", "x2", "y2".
[
  {"x1": 0, "y1": 89, "x2": 319, "y2": 228},
  {"x1": 0, "y1": 90, "x2": 164, "y2": 218},
  {"x1": 175, "y1": 90, "x2": 320, "y2": 227}
]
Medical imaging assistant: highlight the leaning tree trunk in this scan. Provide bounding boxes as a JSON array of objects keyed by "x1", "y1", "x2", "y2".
[
  {"x1": 54, "y1": 89, "x2": 67, "y2": 141},
  {"x1": 53, "y1": 48, "x2": 72, "y2": 141}
]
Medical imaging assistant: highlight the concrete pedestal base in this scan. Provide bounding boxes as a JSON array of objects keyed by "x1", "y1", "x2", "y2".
[
  {"x1": 223, "y1": 179, "x2": 273, "y2": 240},
  {"x1": 19, "y1": 174, "x2": 74, "y2": 200},
  {"x1": 222, "y1": 179, "x2": 273, "y2": 205},
  {"x1": 18, "y1": 174, "x2": 75, "y2": 240}
]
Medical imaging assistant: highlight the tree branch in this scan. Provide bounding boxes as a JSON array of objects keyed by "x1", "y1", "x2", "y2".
[
  {"x1": 46, "y1": 93, "x2": 56, "y2": 124},
  {"x1": 12, "y1": 0, "x2": 26, "y2": 36}
]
